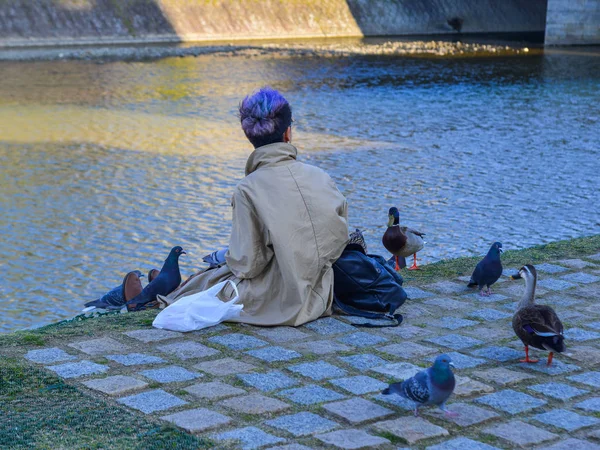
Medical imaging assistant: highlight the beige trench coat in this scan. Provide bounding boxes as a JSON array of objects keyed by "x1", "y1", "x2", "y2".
[{"x1": 159, "y1": 142, "x2": 349, "y2": 326}]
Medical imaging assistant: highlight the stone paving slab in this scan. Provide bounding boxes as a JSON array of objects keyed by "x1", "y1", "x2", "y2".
[
  {"x1": 25, "y1": 347, "x2": 77, "y2": 364},
  {"x1": 425, "y1": 402, "x2": 499, "y2": 427},
  {"x1": 404, "y1": 286, "x2": 436, "y2": 299},
  {"x1": 316, "y1": 429, "x2": 390, "y2": 449},
  {"x1": 379, "y1": 324, "x2": 431, "y2": 339},
  {"x1": 246, "y1": 346, "x2": 302, "y2": 363},
  {"x1": 475, "y1": 389, "x2": 546, "y2": 414},
  {"x1": 423, "y1": 297, "x2": 471, "y2": 311},
  {"x1": 427, "y1": 281, "x2": 471, "y2": 295},
  {"x1": 209, "y1": 333, "x2": 268, "y2": 350},
  {"x1": 482, "y1": 420, "x2": 558, "y2": 447},
  {"x1": 265, "y1": 412, "x2": 338, "y2": 436},
  {"x1": 237, "y1": 370, "x2": 299, "y2": 392},
  {"x1": 194, "y1": 357, "x2": 257, "y2": 376},
  {"x1": 156, "y1": 341, "x2": 220, "y2": 360},
  {"x1": 559, "y1": 259, "x2": 597, "y2": 269},
  {"x1": 426, "y1": 437, "x2": 501, "y2": 450},
  {"x1": 371, "y1": 362, "x2": 422, "y2": 379},
  {"x1": 471, "y1": 346, "x2": 522, "y2": 362},
  {"x1": 561, "y1": 272, "x2": 600, "y2": 284},
  {"x1": 435, "y1": 352, "x2": 487, "y2": 369},
  {"x1": 541, "y1": 438, "x2": 600, "y2": 450},
  {"x1": 329, "y1": 375, "x2": 388, "y2": 395},
  {"x1": 472, "y1": 367, "x2": 536, "y2": 386},
  {"x1": 432, "y1": 317, "x2": 479, "y2": 330},
  {"x1": 184, "y1": 381, "x2": 246, "y2": 400},
  {"x1": 323, "y1": 397, "x2": 393, "y2": 424},
  {"x1": 220, "y1": 394, "x2": 290, "y2": 414},
  {"x1": 564, "y1": 327, "x2": 600, "y2": 341},
  {"x1": 303, "y1": 317, "x2": 354, "y2": 335},
  {"x1": 568, "y1": 371, "x2": 600, "y2": 388},
  {"x1": 461, "y1": 293, "x2": 508, "y2": 303},
  {"x1": 378, "y1": 342, "x2": 437, "y2": 359},
  {"x1": 536, "y1": 263, "x2": 569, "y2": 274},
  {"x1": 278, "y1": 384, "x2": 345, "y2": 405},
  {"x1": 537, "y1": 278, "x2": 577, "y2": 291},
  {"x1": 533, "y1": 409, "x2": 599, "y2": 431},
  {"x1": 292, "y1": 340, "x2": 353, "y2": 355},
  {"x1": 426, "y1": 334, "x2": 483, "y2": 350},
  {"x1": 287, "y1": 361, "x2": 347, "y2": 380},
  {"x1": 516, "y1": 360, "x2": 581, "y2": 375},
  {"x1": 372, "y1": 392, "x2": 415, "y2": 410},
  {"x1": 68, "y1": 337, "x2": 131, "y2": 355},
  {"x1": 214, "y1": 426, "x2": 286, "y2": 449},
  {"x1": 528, "y1": 382, "x2": 589, "y2": 401},
  {"x1": 338, "y1": 354, "x2": 388, "y2": 371},
  {"x1": 161, "y1": 407, "x2": 231, "y2": 432},
  {"x1": 253, "y1": 326, "x2": 310, "y2": 342},
  {"x1": 374, "y1": 416, "x2": 449, "y2": 444},
  {"x1": 139, "y1": 365, "x2": 202, "y2": 383},
  {"x1": 106, "y1": 353, "x2": 166, "y2": 366},
  {"x1": 117, "y1": 389, "x2": 187, "y2": 414},
  {"x1": 82, "y1": 375, "x2": 148, "y2": 395},
  {"x1": 575, "y1": 397, "x2": 600, "y2": 412},
  {"x1": 124, "y1": 329, "x2": 182, "y2": 343},
  {"x1": 454, "y1": 376, "x2": 494, "y2": 397},
  {"x1": 46, "y1": 360, "x2": 109, "y2": 379},
  {"x1": 337, "y1": 332, "x2": 388, "y2": 347},
  {"x1": 468, "y1": 308, "x2": 512, "y2": 321}
]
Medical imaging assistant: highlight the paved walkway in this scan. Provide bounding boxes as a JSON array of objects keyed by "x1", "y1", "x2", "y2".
[{"x1": 19, "y1": 255, "x2": 600, "y2": 449}]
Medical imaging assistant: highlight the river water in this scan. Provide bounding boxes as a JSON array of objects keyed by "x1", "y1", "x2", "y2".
[{"x1": 1, "y1": 45, "x2": 599, "y2": 332}]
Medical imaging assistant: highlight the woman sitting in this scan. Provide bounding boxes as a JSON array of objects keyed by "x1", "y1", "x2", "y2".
[{"x1": 159, "y1": 87, "x2": 349, "y2": 326}]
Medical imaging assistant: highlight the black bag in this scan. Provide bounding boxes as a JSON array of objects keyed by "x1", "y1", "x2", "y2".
[{"x1": 332, "y1": 246, "x2": 407, "y2": 328}]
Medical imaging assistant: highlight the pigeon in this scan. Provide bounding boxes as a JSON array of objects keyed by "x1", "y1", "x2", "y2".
[
  {"x1": 467, "y1": 242, "x2": 503, "y2": 296},
  {"x1": 84, "y1": 270, "x2": 143, "y2": 310},
  {"x1": 382, "y1": 354, "x2": 456, "y2": 417},
  {"x1": 202, "y1": 247, "x2": 228, "y2": 269},
  {"x1": 126, "y1": 246, "x2": 186, "y2": 311},
  {"x1": 148, "y1": 269, "x2": 159, "y2": 283}
]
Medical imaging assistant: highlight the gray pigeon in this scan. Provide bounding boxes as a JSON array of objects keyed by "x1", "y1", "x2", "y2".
[
  {"x1": 84, "y1": 270, "x2": 143, "y2": 310},
  {"x1": 382, "y1": 354, "x2": 456, "y2": 417},
  {"x1": 468, "y1": 242, "x2": 503, "y2": 296},
  {"x1": 202, "y1": 248, "x2": 228, "y2": 269}
]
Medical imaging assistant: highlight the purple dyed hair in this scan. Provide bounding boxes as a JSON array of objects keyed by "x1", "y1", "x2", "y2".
[{"x1": 239, "y1": 87, "x2": 292, "y2": 148}]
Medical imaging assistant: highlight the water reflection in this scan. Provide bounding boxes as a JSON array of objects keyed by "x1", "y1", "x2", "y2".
[{"x1": 0, "y1": 48, "x2": 599, "y2": 332}]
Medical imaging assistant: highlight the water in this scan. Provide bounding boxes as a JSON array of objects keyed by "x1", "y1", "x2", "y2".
[{"x1": 1, "y1": 46, "x2": 599, "y2": 332}]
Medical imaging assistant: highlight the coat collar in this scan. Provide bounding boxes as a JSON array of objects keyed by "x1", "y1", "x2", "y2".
[{"x1": 245, "y1": 142, "x2": 298, "y2": 176}]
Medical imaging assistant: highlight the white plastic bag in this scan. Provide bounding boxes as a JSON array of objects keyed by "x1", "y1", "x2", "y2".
[{"x1": 153, "y1": 280, "x2": 243, "y2": 332}]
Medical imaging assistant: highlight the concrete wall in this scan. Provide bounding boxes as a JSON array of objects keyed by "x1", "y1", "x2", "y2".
[
  {"x1": 0, "y1": 0, "x2": 548, "y2": 47},
  {"x1": 545, "y1": 0, "x2": 600, "y2": 45}
]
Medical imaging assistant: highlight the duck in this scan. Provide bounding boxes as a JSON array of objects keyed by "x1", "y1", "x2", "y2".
[
  {"x1": 511, "y1": 264, "x2": 566, "y2": 366},
  {"x1": 382, "y1": 206, "x2": 425, "y2": 271},
  {"x1": 467, "y1": 242, "x2": 503, "y2": 296}
]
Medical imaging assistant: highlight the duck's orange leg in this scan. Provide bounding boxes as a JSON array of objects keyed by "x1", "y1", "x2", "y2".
[
  {"x1": 408, "y1": 253, "x2": 420, "y2": 270},
  {"x1": 394, "y1": 256, "x2": 400, "y2": 271},
  {"x1": 547, "y1": 352, "x2": 554, "y2": 366},
  {"x1": 520, "y1": 346, "x2": 539, "y2": 363}
]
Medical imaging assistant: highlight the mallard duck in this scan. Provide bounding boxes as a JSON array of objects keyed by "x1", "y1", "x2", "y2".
[
  {"x1": 382, "y1": 207, "x2": 425, "y2": 271},
  {"x1": 511, "y1": 264, "x2": 566, "y2": 366},
  {"x1": 467, "y1": 242, "x2": 503, "y2": 296}
]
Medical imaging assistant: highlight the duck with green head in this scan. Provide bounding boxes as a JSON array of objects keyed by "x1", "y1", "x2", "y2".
[{"x1": 382, "y1": 206, "x2": 425, "y2": 271}]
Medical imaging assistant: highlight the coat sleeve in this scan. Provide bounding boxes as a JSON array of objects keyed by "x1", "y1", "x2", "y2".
[{"x1": 225, "y1": 189, "x2": 274, "y2": 279}]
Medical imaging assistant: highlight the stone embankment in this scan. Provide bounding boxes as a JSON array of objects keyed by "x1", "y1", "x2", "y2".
[{"x1": 0, "y1": 39, "x2": 532, "y2": 62}]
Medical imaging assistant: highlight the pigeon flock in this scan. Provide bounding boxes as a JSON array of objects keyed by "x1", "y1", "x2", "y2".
[{"x1": 84, "y1": 206, "x2": 567, "y2": 418}]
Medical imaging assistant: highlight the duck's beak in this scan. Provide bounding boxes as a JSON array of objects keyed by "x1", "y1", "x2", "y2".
[
  {"x1": 387, "y1": 215, "x2": 394, "y2": 227},
  {"x1": 510, "y1": 273, "x2": 521, "y2": 280}
]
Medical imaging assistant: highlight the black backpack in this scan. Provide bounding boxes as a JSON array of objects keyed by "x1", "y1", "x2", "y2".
[{"x1": 332, "y1": 246, "x2": 407, "y2": 327}]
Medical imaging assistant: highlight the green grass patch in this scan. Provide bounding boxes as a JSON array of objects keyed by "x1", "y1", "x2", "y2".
[
  {"x1": 403, "y1": 234, "x2": 600, "y2": 285},
  {"x1": 0, "y1": 358, "x2": 213, "y2": 449}
]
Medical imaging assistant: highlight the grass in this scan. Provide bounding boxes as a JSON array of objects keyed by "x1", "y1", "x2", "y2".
[
  {"x1": 402, "y1": 234, "x2": 600, "y2": 285},
  {"x1": 0, "y1": 358, "x2": 213, "y2": 449}
]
